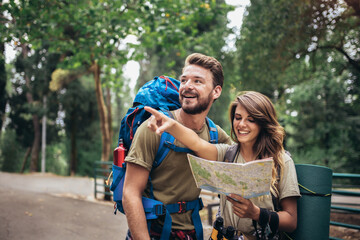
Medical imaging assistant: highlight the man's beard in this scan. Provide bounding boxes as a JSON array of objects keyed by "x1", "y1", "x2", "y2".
[{"x1": 180, "y1": 91, "x2": 213, "y2": 115}]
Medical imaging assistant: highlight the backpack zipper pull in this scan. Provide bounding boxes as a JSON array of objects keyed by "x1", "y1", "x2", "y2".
[
  {"x1": 113, "y1": 202, "x2": 117, "y2": 215},
  {"x1": 105, "y1": 171, "x2": 113, "y2": 186}
]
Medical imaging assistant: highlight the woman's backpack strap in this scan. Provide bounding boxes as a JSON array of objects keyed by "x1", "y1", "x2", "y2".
[{"x1": 224, "y1": 144, "x2": 239, "y2": 163}]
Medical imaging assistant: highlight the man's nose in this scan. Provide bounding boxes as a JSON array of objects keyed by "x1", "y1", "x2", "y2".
[{"x1": 183, "y1": 79, "x2": 194, "y2": 90}]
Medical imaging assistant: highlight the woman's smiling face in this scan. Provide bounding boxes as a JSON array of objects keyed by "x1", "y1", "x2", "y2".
[{"x1": 232, "y1": 104, "x2": 261, "y2": 147}]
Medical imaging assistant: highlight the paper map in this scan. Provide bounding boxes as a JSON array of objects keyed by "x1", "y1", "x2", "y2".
[{"x1": 187, "y1": 154, "x2": 273, "y2": 199}]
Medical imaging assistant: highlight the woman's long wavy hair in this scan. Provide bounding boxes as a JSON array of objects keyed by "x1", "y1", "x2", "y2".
[{"x1": 229, "y1": 91, "x2": 285, "y2": 195}]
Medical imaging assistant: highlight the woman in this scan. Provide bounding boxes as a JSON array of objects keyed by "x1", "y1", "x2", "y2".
[{"x1": 145, "y1": 91, "x2": 300, "y2": 240}]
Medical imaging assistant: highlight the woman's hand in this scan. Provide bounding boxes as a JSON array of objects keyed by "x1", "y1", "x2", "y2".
[
  {"x1": 227, "y1": 194, "x2": 298, "y2": 232},
  {"x1": 226, "y1": 194, "x2": 260, "y2": 221},
  {"x1": 145, "y1": 106, "x2": 176, "y2": 135}
]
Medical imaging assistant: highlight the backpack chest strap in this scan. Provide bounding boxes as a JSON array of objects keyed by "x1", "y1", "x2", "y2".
[
  {"x1": 165, "y1": 197, "x2": 204, "y2": 214},
  {"x1": 142, "y1": 197, "x2": 204, "y2": 240}
]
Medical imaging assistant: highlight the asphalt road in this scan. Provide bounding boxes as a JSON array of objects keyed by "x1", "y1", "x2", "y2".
[
  {"x1": 1, "y1": 172, "x2": 358, "y2": 240},
  {"x1": 0, "y1": 172, "x2": 128, "y2": 240}
]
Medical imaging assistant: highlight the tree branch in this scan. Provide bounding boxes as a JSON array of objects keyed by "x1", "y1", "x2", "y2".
[
  {"x1": 317, "y1": 45, "x2": 360, "y2": 72},
  {"x1": 344, "y1": 0, "x2": 360, "y2": 18}
]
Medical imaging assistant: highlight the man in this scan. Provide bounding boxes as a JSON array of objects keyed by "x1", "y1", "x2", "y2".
[{"x1": 122, "y1": 53, "x2": 232, "y2": 240}]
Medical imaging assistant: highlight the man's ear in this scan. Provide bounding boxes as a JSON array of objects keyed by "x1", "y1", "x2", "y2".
[{"x1": 213, "y1": 85, "x2": 222, "y2": 100}]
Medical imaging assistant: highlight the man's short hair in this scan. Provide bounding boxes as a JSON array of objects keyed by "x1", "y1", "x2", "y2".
[{"x1": 183, "y1": 53, "x2": 224, "y2": 88}]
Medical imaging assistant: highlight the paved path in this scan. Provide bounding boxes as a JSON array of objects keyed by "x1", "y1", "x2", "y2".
[
  {"x1": 0, "y1": 172, "x2": 127, "y2": 240},
  {"x1": 1, "y1": 171, "x2": 358, "y2": 240}
]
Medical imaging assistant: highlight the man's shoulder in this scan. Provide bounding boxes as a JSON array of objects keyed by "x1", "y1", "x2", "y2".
[{"x1": 129, "y1": 119, "x2": 160, "y2": 149}]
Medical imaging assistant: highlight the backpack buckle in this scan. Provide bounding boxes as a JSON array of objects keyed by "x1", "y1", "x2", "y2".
[
  {"x1": 178, "y1": 201, "x2": 187, "y2": 213},
  {"x1": 154, "y1": 204, "x2": 166, "y2": 216}
]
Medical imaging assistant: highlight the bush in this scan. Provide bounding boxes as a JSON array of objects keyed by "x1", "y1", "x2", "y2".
[{"x1": 0, "y1": 130, "x2": 25, "y2": 172}]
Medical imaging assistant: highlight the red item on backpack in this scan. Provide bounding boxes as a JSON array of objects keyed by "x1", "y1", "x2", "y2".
[{"x1": 113, "y1": 139, "x2": 127, "y2": 167}]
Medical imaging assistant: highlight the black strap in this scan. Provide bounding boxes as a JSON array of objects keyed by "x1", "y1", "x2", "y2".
[
  {"x1": 268, "y1": 212, "x2": 279, "y2": 239},
  {"x1": 252, "y1": 208, "x2": 270, "y2": 240},
  {"x1": 252, "y1": 208, "x2": 280, "y2": 240}
]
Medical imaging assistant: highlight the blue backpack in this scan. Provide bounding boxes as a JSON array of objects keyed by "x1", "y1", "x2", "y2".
[{"x1": 110, "y1": 76, "x2": 218, "y2": 240}]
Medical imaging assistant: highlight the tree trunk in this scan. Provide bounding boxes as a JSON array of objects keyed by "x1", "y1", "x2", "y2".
[
  {"x1": 345, "y1": 0, "x2": 360, "y2": 18},
  {"x1": 0, "y1": 42, "x2": 7, "y2": 138},
  {"x1": 70, "y1": 111, "x2": 77, "y2": 176},
  {"x1": 91, "y1": 62, "x2": 112, "y2": 200},
  {"x1": 106, "y1": 87, "x2": 113, "y2": 146},
  {"x1": 41, "y1": 95, "x2": 47, "y2": 173},
  {"x1": 20, "y1": 147, "x2": 32, "y2": 173},
  {"x1": 29, "y1": 99, "x2": 41, "y2": 172},
  {"x1": 91, "y1": 62, "x2": 111, "y2": 163},
  {"x1": 22, "y1": 44, "x2": 41, "y2": 172}
]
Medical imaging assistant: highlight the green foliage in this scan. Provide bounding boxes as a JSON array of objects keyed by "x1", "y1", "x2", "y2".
[
  {"x1": 8, "y1": 46, "x2": 61, "y2": 148},
  {"x1": 3, "y1": 0, "x2": 358, "y2": 175},
  {"x1": 58, "y1": 74, "x2": 102, "y2": 175},
  {"x1": 3, "y1": 0, "x2": 236, "y2": 172},
  {"x1": 112, "y1": 75, "x2": 134, "y2": 140},
  {"x1": 137, "y1": 1, "x2": 233, "y2": 84},
  {"x1": 284, "y1": 68, "x2": 359, "y2": 170},
  {"x1": 44, "y1": 141, "x2": 68, "y2": 176},
  {"x1": 234, "y1": 0, "x2": 360, "y2": 172},
  {"x1": 0, "y1": 129, "x2": 24, "y2": 172},
  {"x1": 76, "y1": 129, "x2": 102, "y2": 176},
  {"x1": 136, "y1": 0, "x2": 233, "y2": 129}
]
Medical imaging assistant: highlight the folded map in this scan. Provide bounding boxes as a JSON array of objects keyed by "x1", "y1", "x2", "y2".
[{"x1": 187, "y1": 154, "x2": 273, "y2": 199}]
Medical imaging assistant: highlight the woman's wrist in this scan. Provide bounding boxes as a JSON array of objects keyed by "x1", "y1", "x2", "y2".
[
  {"x1": 258, "y1": 208, "x2": 270, "y2": 228},
  {"x1": 253, "y1": 205, "x2": 261, "y2": 221},
  {"x1": 255, "y1": 208, "x2": 280, "y2": 237}
]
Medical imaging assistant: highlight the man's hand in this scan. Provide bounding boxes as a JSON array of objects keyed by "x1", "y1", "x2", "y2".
[{"x1": 145, "y1": 106, "x2": 176, "y2": 135}]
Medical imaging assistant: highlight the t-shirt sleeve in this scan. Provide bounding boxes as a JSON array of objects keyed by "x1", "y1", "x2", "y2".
[
  {"x1": 215, "y1": 144, "x2": 232, "y2": 162},
  {"x1": 124, "y1": 119, "x2": 160, "y2": 171},
  {"x1": 279, "y1": 153, "x2": 301, "y2": 200}
]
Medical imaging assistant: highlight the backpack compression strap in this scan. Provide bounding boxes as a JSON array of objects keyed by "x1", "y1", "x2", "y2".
[{"x1": 142, "y1": 197, "x2": 204, "y2": 240}]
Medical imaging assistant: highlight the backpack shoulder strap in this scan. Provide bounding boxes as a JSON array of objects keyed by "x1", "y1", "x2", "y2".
[
  {"x1": 224, "y1": 144, "x2": 239, "y2": 163},
  {"x1": 205, "y1": 117, "x2": 218, "y2": 143},
  {"x1": 154, "y1": 115, "x2": 219, "y2": 167},
  {"x1": 153, "y1": 111, "x2": 192, "y2": 168}
]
